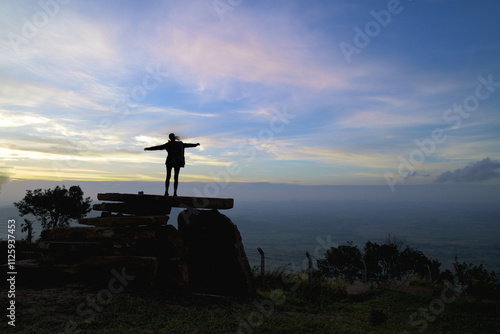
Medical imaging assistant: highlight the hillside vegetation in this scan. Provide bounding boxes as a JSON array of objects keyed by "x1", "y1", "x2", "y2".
[{"x1": 2, "y1": 266, "x2": 499, "y2": 334}]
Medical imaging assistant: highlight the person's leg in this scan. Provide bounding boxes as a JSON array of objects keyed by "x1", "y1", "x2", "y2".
[
  {"x1": 165, "y1": 165, "x2": 172, "y2": 196},
  {"x1": 173, "y1": 166, "x2": 181, "y2": 196}
]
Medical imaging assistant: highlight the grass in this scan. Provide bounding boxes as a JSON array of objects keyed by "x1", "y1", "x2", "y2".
[
  {"x1": 2, "y1": 272, "x2": 500, "y2": 334},
  {"x1": 2, "y1": 242, "x2": 499, "y2": 333}
]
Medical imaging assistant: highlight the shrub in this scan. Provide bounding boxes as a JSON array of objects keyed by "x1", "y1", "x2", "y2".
[{"x1": 14, "y1": 185, "x2": 92, "y2": 240}]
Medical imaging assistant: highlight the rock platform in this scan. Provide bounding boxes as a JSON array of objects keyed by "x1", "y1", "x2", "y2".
[{"x1": 24, "y1": 192, "x2": 254, "y2": 298}]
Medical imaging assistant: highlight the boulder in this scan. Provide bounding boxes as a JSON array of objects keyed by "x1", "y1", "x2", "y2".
[{"x1": 178, "y1": 209, "x2": 255, "y2": 299}]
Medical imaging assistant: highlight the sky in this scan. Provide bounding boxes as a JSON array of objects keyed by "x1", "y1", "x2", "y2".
[{"x1": 1, "y1": 0, "x2": 500, "y2": 197}]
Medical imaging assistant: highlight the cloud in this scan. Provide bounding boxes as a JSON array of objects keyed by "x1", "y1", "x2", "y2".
[
  {"x1": 399, "y1": 171, "x2": 432, "y2": 183},
  {"x1": 0, "y1": 162, "x2": 11, "y2": 192},
  {"x1": 334, "y1": 110, "x2": 435, "y2": 129},
  {"x1": 135, "y1": 107, "x2": 217, "y2": 118},
  {"x1": 0, "y1": 110, "x2": 50, "y2": 128},
  {"x1": 0, "y1": 175, "x2": 10, "y2": 190},
  {"x1": 434, "y1": 158, "x2": 500, "y2": 183},
  {"x1": 143, "y1": 1, "x2": 358, "y2": 103},
  {"x1": 1, "y1": 1, "x2": 499, "y2": 185}
]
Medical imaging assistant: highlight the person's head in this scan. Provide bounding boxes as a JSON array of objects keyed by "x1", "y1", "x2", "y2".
[{"x1": 169, "y1": 133, "x2": 179, "y2": 141}]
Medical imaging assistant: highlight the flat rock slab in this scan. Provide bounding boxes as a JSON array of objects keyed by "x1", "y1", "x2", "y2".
[
  {"x1": 92, "y1": 202, "x2": 172, "y2": 216},
  {"x1": 97, "y1": 193, "x2": 234, "y2": 210},
  {"x1": 41, "y1": 225, "x2": 177, "y2": 241},
  {"x1": 13, "y1": 257, "x2": 158, "y2": 287},
  {"x1": 77, "y1": 255, "x2": 158, "y2": 287},
  {"x1": 38, "y1": 241, "x2": 116, "y2": 254},
  {"x1": 79, "y1": 215, "x2": 169, "y2": 227}
]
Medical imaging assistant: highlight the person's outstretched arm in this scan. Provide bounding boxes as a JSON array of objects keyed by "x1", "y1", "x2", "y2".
[
  {"x1": 144, "y1": 143, "x2": 168, "y2": 151},
  {"x1": 183, "y1": 143, "x2": 200, "y2": 148}
]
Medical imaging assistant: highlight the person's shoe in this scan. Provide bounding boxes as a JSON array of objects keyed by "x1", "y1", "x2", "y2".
[{"x1": 164, "y1": 191, "x2": 169, "y2": 196}]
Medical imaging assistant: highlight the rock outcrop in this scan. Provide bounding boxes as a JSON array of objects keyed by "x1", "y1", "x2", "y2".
[{"x1": 23, "y1": 193, "x2": 254, "y2": 299}]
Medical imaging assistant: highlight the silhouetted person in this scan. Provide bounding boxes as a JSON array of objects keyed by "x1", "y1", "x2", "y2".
[{"x1": 144, "y1": 133, "x2": 200, "y2": 196}]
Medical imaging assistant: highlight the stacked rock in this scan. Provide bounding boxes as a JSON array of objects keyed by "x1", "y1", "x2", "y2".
[{"x1": 34, "y1": 192, "x2": 254, "y2": 298}]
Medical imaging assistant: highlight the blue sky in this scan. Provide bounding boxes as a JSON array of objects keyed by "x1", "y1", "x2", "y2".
[{"x1": 1, "y1": 0, "x2": 500, "y2": 191}]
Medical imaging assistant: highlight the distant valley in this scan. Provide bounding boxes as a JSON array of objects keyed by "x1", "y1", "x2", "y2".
[
  {"x1": 2, "y1": 199, "x2": 499, "y2": 274},
  {"x1": 230, "y1": 200, "x2": 500, "y2": 274}
]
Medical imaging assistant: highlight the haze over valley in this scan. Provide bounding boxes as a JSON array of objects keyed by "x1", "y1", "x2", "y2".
[{"x1": 2, "y1": 181, "x2": 499, "y2": 274}]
